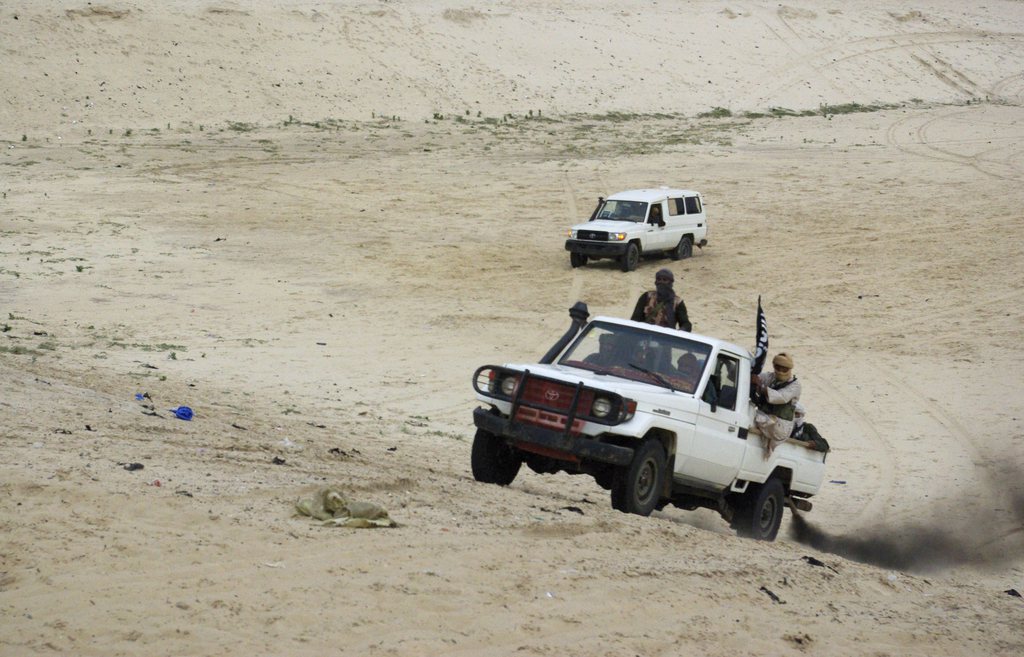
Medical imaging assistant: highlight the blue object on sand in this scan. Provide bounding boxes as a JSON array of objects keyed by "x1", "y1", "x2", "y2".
[
  {"x1": 171, "y1": 406, "x2": 194, "y2": 421},
  {"x1": 135, "y1": 393, "x2": 144, "y2": 401}
]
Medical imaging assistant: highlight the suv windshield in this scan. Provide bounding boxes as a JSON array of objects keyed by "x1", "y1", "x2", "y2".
[
  {"x1": 559, "y1": 322, "x2": 713, "y2": 393},
  {"x1": 596, "y1": 200, "x2": 649, "y2": 223}
]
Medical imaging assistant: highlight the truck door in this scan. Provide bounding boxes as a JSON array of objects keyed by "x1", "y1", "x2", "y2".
[{"x1": 675, "y1": 352, "x2": 748, "y2": 487}]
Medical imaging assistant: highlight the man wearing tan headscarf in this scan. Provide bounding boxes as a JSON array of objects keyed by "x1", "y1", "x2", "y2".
[{"x1": 752, "y1": 352, "x2": 802, "y2": 458}]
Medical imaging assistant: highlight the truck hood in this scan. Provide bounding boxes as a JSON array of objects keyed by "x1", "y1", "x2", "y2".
[
  {"x1": 570, "y1": 219, "x2": 648, "y2": 232},
  {"x1": 505, "y1": 362, "x2": 701, "y2": 413}
]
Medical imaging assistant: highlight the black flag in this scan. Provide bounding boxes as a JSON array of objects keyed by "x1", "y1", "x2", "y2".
[{"x1": 752, "y1": 296, "x2": 769, "y2": 375}]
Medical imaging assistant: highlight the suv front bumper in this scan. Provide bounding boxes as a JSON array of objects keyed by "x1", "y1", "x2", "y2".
[
  {"x1": 473, "y1": 406, "x2": 634, "y2": 466},
  {"x1": 565, "y1": 239, "x2": 629, "y2": 258}
]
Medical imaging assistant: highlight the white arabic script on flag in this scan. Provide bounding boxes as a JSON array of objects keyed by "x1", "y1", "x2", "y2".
[{"x1": 753, "y1": 296, "x2": 769, "y2": 375}]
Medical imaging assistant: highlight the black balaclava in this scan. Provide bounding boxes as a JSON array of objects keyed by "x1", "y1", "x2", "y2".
[{"x1": 655, "y1": 268, "x2": 675, "y2": 302}]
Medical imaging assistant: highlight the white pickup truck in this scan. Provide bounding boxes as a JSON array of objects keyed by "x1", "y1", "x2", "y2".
[
  {"x1": 564, "y1": 187, "x2": 708, "y2": 271},
  {"x1": 471, "y1": 303, "x2": 827, "y2": 541}
]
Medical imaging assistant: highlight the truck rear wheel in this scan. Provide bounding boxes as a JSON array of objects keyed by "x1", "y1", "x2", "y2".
[
  {"x1": 620, "y1": 243, "x2": 640, "y2": 272},
  {"x1": 732, "y1": 478, "x2": 785, "y2": 541},
  {"x1": 570, "y1": 252, "x2": 588, "y2": 268},
  {"x1": 610, "y1": 439, "x2": 665, "y2": 516},
  {"x1": 471, "y1": 428, "x2": 522, "y2": 486}
]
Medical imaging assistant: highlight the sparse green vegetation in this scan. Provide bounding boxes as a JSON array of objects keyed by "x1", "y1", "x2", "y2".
[
  {"x1": 0, "y1": 345, "x2": 41, "y2": 356},
  {"x1": 819, "y1": 102, "x2": 898, "y2": 116},
  {"x1": 698, "y1": 107, "x2": 732, "y2": 119},
  {"x1": 107, "y1": 341, "x2": 186, "y2": 352},
  {"x1": 764, "y1": 107, "x2": 812, "y2": 117}
]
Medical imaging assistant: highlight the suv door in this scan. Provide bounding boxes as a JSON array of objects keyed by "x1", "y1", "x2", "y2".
[
  {"x1": 643, "y1": 200, "x2": 674, "y2": 251},
  {"x1": 674, "y1": 352, "x2": 748, "y2": 487}
]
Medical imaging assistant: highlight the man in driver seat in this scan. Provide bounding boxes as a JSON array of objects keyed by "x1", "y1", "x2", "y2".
[{"x1": 583, "y1": 333, "x2": 620, "y2": 368}]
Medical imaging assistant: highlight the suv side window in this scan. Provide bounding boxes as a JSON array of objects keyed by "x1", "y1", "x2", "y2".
[
  {"x1": 669, "y1": 198, "x2": 684, "y2": 216},
  {"x1": 684, "y1": 196, "x2": 701, "y2": 215}
]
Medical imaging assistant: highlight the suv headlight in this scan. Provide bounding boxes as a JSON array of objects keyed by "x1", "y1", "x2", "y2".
[{"x1": 591, "y1": 397, "x2": 613, "y2": 418}]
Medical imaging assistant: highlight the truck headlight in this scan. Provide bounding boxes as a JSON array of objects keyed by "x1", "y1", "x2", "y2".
[
  {"x1": 609, "y1": 232, "x2": 626, "y2": 241},
  {"x1": 567, "y1": 229, "x2": 577, "y2": 238},
  {"x1": 592, "y1": 397, "x2": 612, "y2": 418},
  {"x1": 500, "y1": 375, "x2": 518, "y2": 396}
]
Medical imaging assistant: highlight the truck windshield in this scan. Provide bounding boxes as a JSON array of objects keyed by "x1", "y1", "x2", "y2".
[
  {"x1": 595, "y1": 200, "x2": 648, "y2": 223},
  {"x1": 558, "y1": 322, "x2": 713, "y2": 393}
]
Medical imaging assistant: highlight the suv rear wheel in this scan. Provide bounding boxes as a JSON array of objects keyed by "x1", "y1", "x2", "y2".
[{"x1": 670, "y1": 235, "x2": 693, "y2": 261}]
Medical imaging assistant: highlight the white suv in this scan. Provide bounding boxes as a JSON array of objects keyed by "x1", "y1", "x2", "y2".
[{"x1": 565, "y1": 188, "x2": 708, "y2": 271}]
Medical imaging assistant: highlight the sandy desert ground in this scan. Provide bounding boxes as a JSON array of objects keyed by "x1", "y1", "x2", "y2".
[{"x1": 2, "y1": 1, "x2": 1024, "y2": 655}]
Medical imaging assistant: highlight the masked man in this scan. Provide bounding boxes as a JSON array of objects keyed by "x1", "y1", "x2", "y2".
[{"x1": 630, "y1": 268, "x2": 692, "y2": 331}]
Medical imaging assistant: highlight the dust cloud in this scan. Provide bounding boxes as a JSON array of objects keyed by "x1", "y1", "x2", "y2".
[{"x1": 789, "y1": 492, "x2": 1024, "y2": 573}]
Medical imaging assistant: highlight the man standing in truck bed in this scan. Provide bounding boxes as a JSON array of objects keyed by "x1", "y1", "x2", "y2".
[{"x1": 631, "y1": 268, "x2": 692, "y2": 331}]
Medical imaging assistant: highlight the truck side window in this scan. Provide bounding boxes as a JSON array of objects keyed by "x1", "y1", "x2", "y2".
[
  {"x1": 669, "y1": 198, "x2": 684, "y2": 216},
  {"x1": 684, "y1": 196, "x2": 701, "y2": 215},
  {"x1": 714, "y1": 354, "x2": 739, "y2": 411}
]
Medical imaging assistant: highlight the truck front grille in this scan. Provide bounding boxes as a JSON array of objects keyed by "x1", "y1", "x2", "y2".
[{"x1": 513, "y1": 378, "x2": 595, "y2": 434}]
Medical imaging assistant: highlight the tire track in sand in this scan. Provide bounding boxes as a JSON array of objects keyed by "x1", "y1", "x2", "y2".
[{"x1": 885, "y1": 106, "x2": 1024, "y2": 181}]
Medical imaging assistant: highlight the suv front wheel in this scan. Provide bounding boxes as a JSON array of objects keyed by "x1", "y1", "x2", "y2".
[{"x1": 620, "y1": 243, "x2": 640, "y2": 272}]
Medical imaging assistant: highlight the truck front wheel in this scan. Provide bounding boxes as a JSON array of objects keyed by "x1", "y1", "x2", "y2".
[
  {"x1": 471, "y1": 428, "x2": 522, "y2": 486},
  {"x1": 611, "y1": 439, "x2": 666, "y2": 516},
  {"x1": 570, "y1": 252, "x2": 588, "y2": 268},
  {"x1": 732, "y1": 478, "x2": 785, "y2": 541}
]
